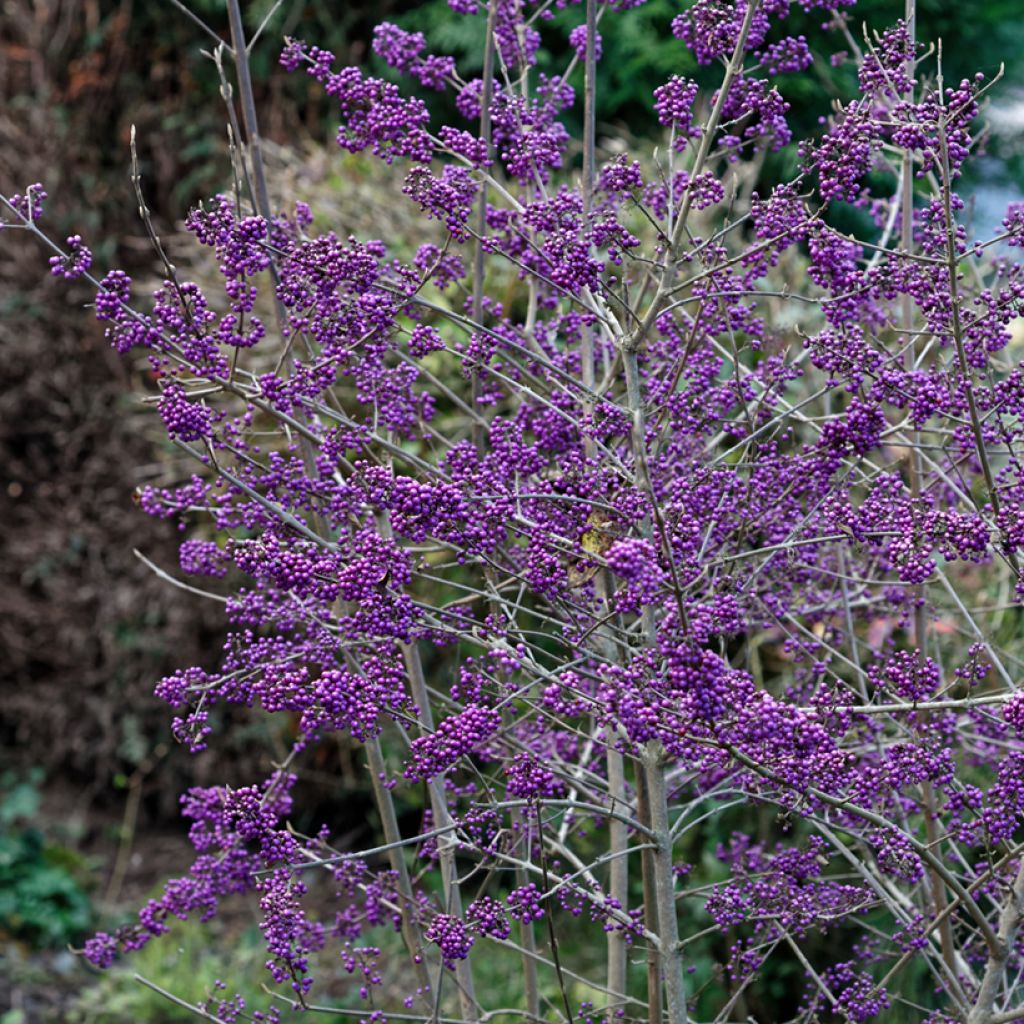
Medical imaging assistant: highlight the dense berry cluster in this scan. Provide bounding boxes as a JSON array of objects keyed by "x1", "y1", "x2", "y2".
[
  {"x1": 425, "y1": 914, "x2": 475, "y2": 968},
  {"x1": 48, "y1": 233, "x2": 92, "y2": 279},
  {"x1": 404, "y1": 706, "x2": 502, "y2": 782},
  {"x1": 506, "y1": 883, "x2": 546, "y2": 923},
  {"x1": 2, "y1": 183, "x2": 46, "y2": 224}
]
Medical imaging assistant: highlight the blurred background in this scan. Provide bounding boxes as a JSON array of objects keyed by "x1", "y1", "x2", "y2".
[{"x1": 1, "y1": 1, "x2": 1023, "y2": 1019}]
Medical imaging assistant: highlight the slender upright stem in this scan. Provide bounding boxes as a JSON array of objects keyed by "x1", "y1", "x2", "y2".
[
  {"x1": 621, "y1": 334, "x2": 687, "y2": 1021},
  {"x1": 225, "y1": 0, "x2": 316, "y2": 393},
  {"x1": 365, "y1": 736, "x2": 434, "y2": 1003},
  {"x1": 967, "y1": 861, "x2": 1024, "y2": 1024},
  {"x1": 581, "y1": 0, "x2": 597, "y2": 219},
  {"x1": 225, "y1": 0, "x2": 272, "y2": 228},
  {"x1": 535, "y1": 803, "x2": 575, "y2": 1024},
  {"x1": 643, "y1": 747, "x2": 688, "y2": 1024},
  {"x1": 635, "y1": 766, "x2": 663, "y2": 1024},
  {"x1": 605, "y1": 744, "x2": 630, "y2": 1008},
  {"x1": 403, "y1": 643, "x2": 480, "y2": 1024},
  {"x1": 935, "y1": 72, "x2": 1021, "y2": 580},
  {"x1": 579, "y1": 1, "x2": 630, "y2": 1006},
  {"x1": 897, "y1": 0, "x2": 958, "y2": 986},
  {"x1": 471, "y1": 0, "x2": 499, "y2": 455},
  {"x1": 513, "y1": 815, "x2": 542, "y2": 1022}
]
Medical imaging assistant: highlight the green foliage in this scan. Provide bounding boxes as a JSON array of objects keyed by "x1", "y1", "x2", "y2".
[
  {"x1": 394, "y1": 0, "x2": 1024, "y2": 194},
  {"x1": 67, "y1": 918, "x2": 271, "y2": 1024},
  {"x1": 394, "y1": 0, "x2": 696, "y2": 133},
  {"x1": 0, "y1": 772, "x2": 93, "y2": 950}
]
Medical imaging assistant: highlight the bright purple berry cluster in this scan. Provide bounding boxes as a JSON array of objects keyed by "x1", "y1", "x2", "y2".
[{"x1": 48, "y1": 234, "x2": 92, "y2": 279}]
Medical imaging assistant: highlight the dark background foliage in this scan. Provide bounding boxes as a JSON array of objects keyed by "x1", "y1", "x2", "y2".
[{"x1": 0, "y1": 0, "x2": 426, "y2": 815}]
